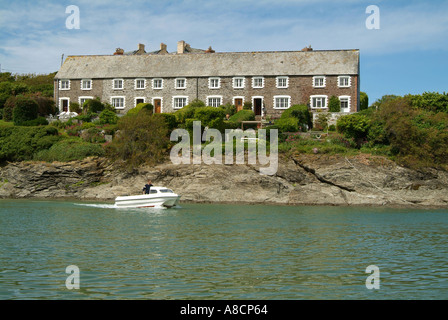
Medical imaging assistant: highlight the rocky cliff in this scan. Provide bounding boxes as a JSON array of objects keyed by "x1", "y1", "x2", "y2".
[{"x1": 1, "y1": 154, "x2": 448, "y2": 208}]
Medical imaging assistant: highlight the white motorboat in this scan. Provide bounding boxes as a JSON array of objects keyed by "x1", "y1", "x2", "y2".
[{"x1": 114, "y1": 186, "x2": 181, "y2": 209}]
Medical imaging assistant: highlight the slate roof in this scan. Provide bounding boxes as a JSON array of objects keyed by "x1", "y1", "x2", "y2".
[{"x1": 54, "y1": 49, "x2": 359, "y2": 80}]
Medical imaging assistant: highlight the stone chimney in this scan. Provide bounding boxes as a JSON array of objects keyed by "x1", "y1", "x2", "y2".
[
  {"x1": 205, "y1": 46, "x2": 215, "y2": 53},
  {"x1": 159, "y1": 43, "x2": 168, "y2": 54},
  {"x1": 137, "y1": 43, "x2": 146, "y2": 55},
  {"x1": 177, "y1": 40, "x2": 186, "y2": 54},
  {"x1": 114, "y1": 48, "x2": 124, "y2": 55},
  {"x1": 301, "y1": 45, "x2": 313, "y2": 52}
]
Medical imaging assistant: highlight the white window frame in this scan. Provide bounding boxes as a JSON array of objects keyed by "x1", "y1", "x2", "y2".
[
  {"x1": 134, "y1": 97, "x2": 146, "y2": 107},
  {"x1": 276, "y1": 76, "x2": 289, "y2": 89},
  {"x1": 232, "y1": 77, "x2": 245, "y2": 89},
  {"x1": 207, "y1": 95, "x2": 223, "y2": 108},
  {"x1": 339, "y1": 95, "x2": 351, "y2": 112},
  {"x1": 338, "y1": 76, "x2": 351, "y2": 88},
  {"x1": 152, "y1": 97, "x2": 164, "y2": 113},
  {"x1": 59, "y1": 80, "x2": 70, "y2": 90},
  {"x1": 135, "y1": 78, "x2": 146, "y2": 90},
  {"x1": 111, "y1": 96, "x2": 125, "y2": 109},
  {"x1": 152, "y1": 78, "x2": 164, "y2": 90},
  {"x1": 59, "y1": 97, "x2": 70, "y2": 112},
  {"x1": 273, "y1": 95, "x2": 291, "y2": 109},
  {"x1": 310, "y1": 95, "x2": 328, "y2": 109},
  {"x1": 81, "y1": 79, "x2": 92, "y2": 91},
  {"x1": 113, "y1": 79, "x2": 124, "y2": 90},
  {"x1": 252, "y1": 77, "x2": 265, "y2": 89},
  {"x1": 172, "y1": 96, "x2": 189, "y2": 109},
  {"x1": 79, "y1": 96, "x2": 93, "y2": 108},
  {"x1": 209, "y1": 77, "x2": 221, "y2": 89},
  {"x1": 175, "y1": 78, "x2": 187, "y2": 89},
  {"x1": 313, "y1": 76, "x2": 326, "y2": 88}
]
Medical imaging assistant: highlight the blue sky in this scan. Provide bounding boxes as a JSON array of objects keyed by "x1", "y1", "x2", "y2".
[{"x1": 0, "y1": 0, "x2": 447, "y2": 103}]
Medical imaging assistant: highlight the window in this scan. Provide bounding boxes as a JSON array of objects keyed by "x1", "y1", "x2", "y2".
[
  {"x1": 81, "y1": 79, "x2": 92, "y2": 90},
  {"x1": 175, "y1": 78, "x2": 187, "y2": 89},
  {"x1": 207, "y1": 96, "x2": 222, "y2": 108},
  {"x1": 59, "y1": 80, "x2": 70, "y2": 90},
  {"x1": 310, "y1": 95, "x2": 328, "y2": 109},
  {"x1": 313, "y1": 76, "x2": 326, "y2": 88},
  {"x1": 79, "y1": 97, "x2": 93, "y2": 108},
  {"x1": 233, "y1": 77, "x2": 245, "y2": 89},
  {"x1": 113, "y1": 79, "x2": 124, "y2": 90},
  {"x1": 135, "y1": 79, "x2": 146, "y2": 90},
  {"x1": 276, "y1": 76, "x2": 289, "y2": 89},
  {"x1": 338, "y1": 76, "x2": 351, "y2": 88},
  {"x1": 111, "y1": 97, "x2": 125, "y2": 109},
  {"x1": 339, "y1": 96, "x2": 351, "y2": 112},
  {"x1": 153, "y1": 78, "x2": 163, "y2": 89},
  {"x1": 252, "y1": 77, "x2": 264, "y2": 88},
  {"x1": 209, "y1": 77, "x2": 221, "y2": 89},
  {"x1": 273, "y1": 96, "x2": 291, "y2": 109},
  {"x1": 173, "y1": 96, "x2": 188, "y2": 109}
]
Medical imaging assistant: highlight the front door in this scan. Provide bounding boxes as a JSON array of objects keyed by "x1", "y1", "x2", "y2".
[
  {"x1": 234, "y1": 98, "x2": 243, "y2": 112},
  {"x1": 253, "y1": 98, "x2": 262, "y2": 116},
  {"x1": 154, "y1": 99, "x2": 162, "y2": 113},
  {"x1": 61, "y1": 99, "x2": 69, "y2": 112}
]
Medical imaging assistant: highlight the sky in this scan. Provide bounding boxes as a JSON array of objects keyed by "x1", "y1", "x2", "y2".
[{"x1": 0, "y1": 0, "x2": 447, "y2": 103}]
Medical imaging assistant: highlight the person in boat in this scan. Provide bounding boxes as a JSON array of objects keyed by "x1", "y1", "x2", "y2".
[{"x1": 142, "y1": 180, "x2": 153, "y2": 194}]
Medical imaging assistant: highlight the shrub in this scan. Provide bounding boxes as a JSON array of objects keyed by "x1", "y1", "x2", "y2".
[
  {"x1": 360, "y1": 92, "x2": 369, "y2": 110},
  {"x1": 20, "y1": 117, "x2": 49, "y2": 127},
  {"x1": 152, "y1": 113, "x2": 177, "y2": 131},
  {"x1": 275, "y1": 117, "x2": 299, "y2": 133},
  {"x1": 83, "y1": 98, "x2": 104, "y2": 114},
  {"x1": 0, "y1": 126, "x2": 60, "y2": 162},
  {"x1": 328, "y1": 96, "x2": 341, "y2": 112},
  {"x1": 127, "y1": 103, "x2": 154, "y2": 116},
  {"x1": 194, "y1": 106, "x2": 225, "y2": 128},
  {"x1": 2, "y1": 96, "x2": 17, "y2": 121},
  {"x1": 34, "y1": 138, "x2": 105, "y2": 162},
  {"x1": 99, "y1": 109, "x2": 118, "y2": 125},
  {"x1": 174, "y1": 100, "x2": 204, "y2": 124},
  {"x1": 279, "y1": 104, "x2": 312, "y2": 131},
  {"x1": 336, "y1": 113, "x2": 371, "y2": 144},
  {"x1": 315, "y1": 112, "x2": 330, "y2": 131},
  {"x1": 229, "y1": 110, "x2": 255, "y2": 123},
  {"x1": 106, "y1": 111, "x2": 170, "y2": 169},
  {"x1": 13, "y1": 96, "x2": 39, "y2": 125},
  {"x1": 220, "y1": 103, "x2": 237, "y2": 117},
  {"x1": 243, "y1": 101, "x2": 252, "y2": 110},
  {"x1": 69, "y1": 101, "x2": 82, "y2": 114}
]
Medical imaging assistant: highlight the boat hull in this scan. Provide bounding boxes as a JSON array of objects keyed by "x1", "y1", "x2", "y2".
[{"x1": 114, "y1": 194, "x2": 181, "y2": 209}]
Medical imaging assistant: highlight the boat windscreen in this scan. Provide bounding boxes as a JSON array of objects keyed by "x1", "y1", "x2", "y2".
[{"x1": 159, "y1": 189, "x2": 173, "y2": 193}]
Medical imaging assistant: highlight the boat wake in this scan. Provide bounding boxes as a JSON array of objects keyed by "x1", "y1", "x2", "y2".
[{"x1": 75, "y1": 203, "x2": 117, "y2": 209}]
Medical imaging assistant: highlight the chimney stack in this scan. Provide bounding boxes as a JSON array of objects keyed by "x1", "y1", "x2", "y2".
[
  {"x1": 301, "y1": 45, "x2": 313, "y2": 52},
  {"x1": 177, "y1": 40, "x2": 186, "y2": 54},
  {"x1": 160, "y1": 43, "x2": 168, "y2": 54},
  {"x1": 205, "y1": 46, "x2": 215, "y2": 53},
  {"x1": 114, "y1": 48, "x2": 124, "y2": 55},
  {"x1": 137, "y1": 43, "x2": 146, "y2": 55}
]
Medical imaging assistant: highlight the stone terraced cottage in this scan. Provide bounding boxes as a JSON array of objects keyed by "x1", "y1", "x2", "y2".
[{"x1": 54, "y1": 41, "x2": 360, "y2": 119}]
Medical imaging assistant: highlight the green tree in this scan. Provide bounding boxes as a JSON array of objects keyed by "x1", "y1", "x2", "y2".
[
  {"x1": 13, "y1": 96, "x2": 39, "y2": 125},
  {"x1": 328, "y1": 96, "x2": 341, "y2": 112},
  {"x1": 360, "y1": 92, "x2": 369, "y2": 110},
  {"x1": 336, "y1": 113, "x2": 371, "y2": 143}
]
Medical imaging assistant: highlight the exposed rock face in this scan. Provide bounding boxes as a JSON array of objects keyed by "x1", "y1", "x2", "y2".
[{"x1": 1, "y1": 155, "x2": 448, "y2": 208}]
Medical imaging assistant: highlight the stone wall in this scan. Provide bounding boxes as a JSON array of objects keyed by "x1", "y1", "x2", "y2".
[{"x1": 55, "y1": 74, "x2": 359, "y2": 117}]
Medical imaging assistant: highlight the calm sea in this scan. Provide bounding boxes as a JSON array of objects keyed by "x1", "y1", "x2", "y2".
[{"x1": 0, "y1": 200, "x2": 447, "y2": 300}]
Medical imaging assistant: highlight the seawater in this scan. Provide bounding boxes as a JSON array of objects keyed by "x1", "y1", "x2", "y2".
[{"x1": 0, "y1": 200, "x2": 447, "y2": 300}]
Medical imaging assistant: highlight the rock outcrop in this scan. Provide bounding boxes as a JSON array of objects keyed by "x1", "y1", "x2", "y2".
[{"x1": 1, "y1": 154, "x2": 448, "y2": 208}]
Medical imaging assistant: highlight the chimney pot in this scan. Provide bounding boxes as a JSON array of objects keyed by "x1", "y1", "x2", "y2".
[{"x1": 114, "y1": 48, "x2": 124, "y2": 55}]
